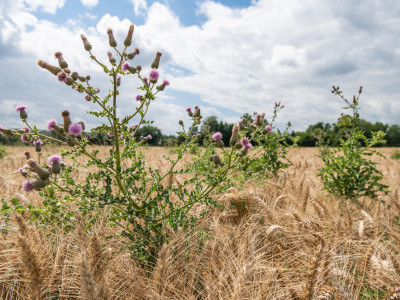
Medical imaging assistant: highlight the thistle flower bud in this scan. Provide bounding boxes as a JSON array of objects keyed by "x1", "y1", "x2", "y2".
[
  {"x1": 143, "y1": 77, "x2": 148, "y2": 87},
  {"x1": 256, "y1": 114, "x2": 264, "y2": 126},
  {"x1": 65, "y1": 76, "x2": 74, "y2": 86},
  {"x1": 78, "y1": 121, "x2": 85, "y2": 131},
  {"x1": 38, "y1": 60, "x2": 61, "y2": 76},
  {"x1": 33, "y1": 140, "x2": 43, "y2": 152},
  {"x1": 186, "y1": 107, "x2": 193, "y2": 117},
  {"x1": 25, "y1": 152, "x2": 31, "y2": 160},
  {"x1": 22, "y1": 180, "x2": 34, "y2": 192},
  {"x1": 62, "y1": 110, "x2": 71, "y2": 133},
  {"x1": 127, "y1": 66, "x2": 136, "y2": 74},
  {"x1": 53, "y1": 124, "x2": 64, "y2": 135},
  {"x1": 78, "y1": 76, "x2": 86, "y2": 82},
  {"x1": 179, "y1": 120, "x2": 184, "y2": 126},
  {"x1": 156, "y1": 80, "x2": 169, "y2": 91},
  {"x1": 194, "y1": 106, "x2": 201, "y2": 117},
  {"x1": 212, "y1": 154, "x2": 221, "y2": 165},
  {"x1": 57, "y1": 70, "x2": 68, "y2": 82},
  {"x1": 66, "y1": 138, "x2": 76, "y2": 147},
  {"x1": 124, "y1": 24, "x2": 134, "y2": 47},
  {"x1": 117, "y1": 76, "x2": 121, "y2": 86},
  {"x1": 32, "y1": 179, "x2": 50, "y2": 191},
  {"x1": 359, "y1": 86, "x2": 363, "y2": 94},
  {"x1": 107, "y1": 51, "x2": 116, "y2": 66},
  {"x1": 71, "y1": 72, "x2": 79, "y2": 81},
  {"x1": 151, "y1": 51, "x2": 162, "y2": 69},
  {"x1": 19, "y1": 168, "x2": 28, "y2": 177},
  {"x1": 16, "y1": 105, "x2": 28, "y2": 120},
  {"x1": 55, "y1": 52, "x2": 68, "y2": 69},
  {"x1": 48, "y1": 154, "x2": 62, "y2": 174},
  {"x1": 27, "y1": 158, "x2": 50, "y2": 180},
  {"x1": 127, "y1": 48, "x2": 140, "y2": 59},
  {"x1": 80, "y1": 34, "x2": 92, "y2": 51},
  {"x1": 107, "y1": 28, "x2": 117, "y2": 47},
  {"x1": 230, "y1": 125, "x2": 239, "y2": 146},
  {"x1": 136, "y1": 65, "x2": 142, "y2": 72},
  {"x1": 0, "y1": 128, "x2": 15, "y2": 137},
  {"x1": 263, "y1": 125, "x2": 272, "y2": 134},
  {"x1": 86, "y1": 75, "x2": 91, "y2": 81}
]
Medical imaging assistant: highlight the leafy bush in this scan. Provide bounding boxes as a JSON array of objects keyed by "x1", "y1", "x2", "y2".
[{"x1": 317, "y1": 86, "x2": 389, "y2": 203}]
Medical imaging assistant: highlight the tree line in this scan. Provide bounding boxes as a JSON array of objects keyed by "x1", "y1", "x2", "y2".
[{"x1": 2, "y1": 114, "x2": 400, "y2": 147}]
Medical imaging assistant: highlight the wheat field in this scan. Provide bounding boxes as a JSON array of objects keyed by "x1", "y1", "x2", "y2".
[{"x1": 1, "y1": 146, "x2": 400, "y2": 299}]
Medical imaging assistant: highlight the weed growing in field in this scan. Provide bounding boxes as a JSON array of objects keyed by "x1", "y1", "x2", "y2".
[
  {"x1": 236, "y1": 102, "x2": 296, "y2": 179},
  {"x1": 1, "y1": 24, "x2": 254, "y2": 265},
  {"x1": 317, "y1": 86, "x2": 389, "y2": 203},
  {"x1": 0, "y1": 145, "x2": 6, "y2": 159}
]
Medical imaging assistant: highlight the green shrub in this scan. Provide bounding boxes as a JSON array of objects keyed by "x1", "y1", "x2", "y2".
[{"x1": 317, "y1": 86, "x2": 389, "y2": 203}]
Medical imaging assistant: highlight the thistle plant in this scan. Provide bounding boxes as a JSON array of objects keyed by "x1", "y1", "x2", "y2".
[
  {"x1": 317, "y1": 86, "x2": 389, "y2": 203},
  {"x1": 2, "y1": 24, "x2": 252, "y2": 265},
  {"x1": 236, "y1": 102, "x2": 296, "y2": 180}
]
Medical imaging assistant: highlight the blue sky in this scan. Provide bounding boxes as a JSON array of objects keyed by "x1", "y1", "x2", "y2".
[{"x1": 1, "y1": 0, "x2": 400, "y2": 135}]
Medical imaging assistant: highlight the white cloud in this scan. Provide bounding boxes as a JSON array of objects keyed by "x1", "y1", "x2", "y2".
[
  {"x1": 1, "y1": 0, "x2": 400, "y2": 135},
  {"x1": 129, "y1": 0, "x2": 147, "y2": 16},
  {"x1": 23, "y1": 0, "x2": 66, "y2": 14},
  {"x1": 80, "y1": 0, "x2": 99, "y2": 9}
]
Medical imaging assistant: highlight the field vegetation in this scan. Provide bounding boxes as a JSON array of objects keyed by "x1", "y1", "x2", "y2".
[{"x1": 0, "y1": 146, "x2": 400, "y2": 299}]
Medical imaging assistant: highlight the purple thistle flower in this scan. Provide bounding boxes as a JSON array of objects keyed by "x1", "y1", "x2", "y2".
[
  {"x1": 33, "y1": 140, "x2": 43, "y2": 146},
  {"x1": 212, "y1": 132, "x2": 222, "y2": 141},
  {"x1": 149, "y1": 69, "x2": 159, "y2": 83},
  {"x1": 147, "y1": 134, "x2": 152, "y2": 140},
  {"x1": 57, "y1": 70, "x2": 68, "y2": 82},
  {"x1": 238, "y1": 118, "x2": 244, "y2": 125},
  {"x1": 241, "y1": 137, "x2": 253, "y2": 150},
  {"x1": 186, "y1": 107, "x2": 192, "y2": 112},
  {"x1": 22, "y1": 180, "x2": 34, "y2": 192},
  {"x1": 94, "y1": 88, "x2": 100, "y2": 93},
  {"x1": 47, "y1": 119, "x2": 57, "y2": 130},
  {"x1": 107, "y1": 132, "x2": 113, "y2": 138},
  {"x1": 130, "y1": 123, "x2": 138, "y2": 130},
  {"x1": 163, "y1": 79, "x2": 170, "y2": 86},
  {"x1": 143, "y1": 77, "x2": 148, "y2": 86},
  {"x1": 252, "y1": 121, "x2": 257, "y2": 126},
  {"x1": 84, "y1": 94, "x2": 91, "y2": 101},
  {"x1": 21, "y1": 127, "x2": 30, "y2": 133},
  {"x1": 15, "y1": 105, "x2": 27, "y2": 112},
  {"x1": 136, "y1": 95, "x2": 142, "y2": 101},
  {"x1": 122, "y1": 61, "x2": 130, "y2": 72},
  {"x1": 48, "y1": 154, "x2": 62, "y2": 164},
  {"x1": 0, "y1": 125, "x2": 3, "y2": 131},
  {"x1": 21, "y1": 135, "x2": 29, "y2": 143},
  {"x1": 134, "y1": 48, "x2": 140, "y2": 55},
  {"x1": 265, "y1": 125, "x2": 272, "y2": 132},
  {"x1": 54, "y1": 51, "x2": 63, "y2": 59},
  {"x1": 68, "y1": 123, "x2": 83, "y2": 136}
]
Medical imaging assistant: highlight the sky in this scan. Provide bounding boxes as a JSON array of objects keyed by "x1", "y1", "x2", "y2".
[{"x1": 0, "y1": 0, "x2": 400, "y2": 135}]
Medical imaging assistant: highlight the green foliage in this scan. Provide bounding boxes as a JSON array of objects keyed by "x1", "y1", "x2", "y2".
[
  {"x1": 317, "y1": 86, "x2": 389, "y2": 203},
  {"x1": 237, "y1": 102, "x2": 297, "y2": 179},
  {"x1": 0, "y1": 145, "x2": 6, "y2": 159}
]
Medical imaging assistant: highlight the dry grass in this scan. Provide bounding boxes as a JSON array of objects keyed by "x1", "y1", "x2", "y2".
[{"x1": 1, "y1": 146, "x2": 400, "y2": 299}]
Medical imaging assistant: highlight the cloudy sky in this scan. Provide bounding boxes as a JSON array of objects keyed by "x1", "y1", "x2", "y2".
[{"x1": 1, "y1": 0, "x2": 399, "y2": 135}]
